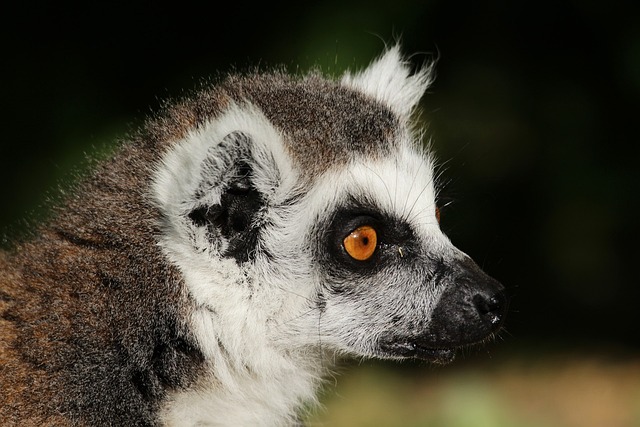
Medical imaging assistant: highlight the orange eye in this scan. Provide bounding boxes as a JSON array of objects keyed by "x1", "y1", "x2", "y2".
[
  {"x1": 343, "y1": 225, "x2": 378, "y2": 261},
  {"x1": 435, "y1": 206, "x2": 441, "y2": 224}
]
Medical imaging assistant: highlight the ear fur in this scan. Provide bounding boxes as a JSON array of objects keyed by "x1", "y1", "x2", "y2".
[
  {"x1": 152, "y1": 104, "x2": 296, "y2": 265},
  {"x1": 192, "y1": 131, "x2": 254, "y2": 203},
  {"x1": 341, "y1": 44, "x2": 435, "y2": 117},
  {"x1": 153, "y1": 104, "x2": 290, "y2": 214},
  {"x1": 186, "y1": 131, "x2": 267, "y2": 263}
]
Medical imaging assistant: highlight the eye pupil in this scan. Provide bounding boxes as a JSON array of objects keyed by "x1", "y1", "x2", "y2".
[{"x1": 343, "y1": 225, "x2": 377, "y2": 261}]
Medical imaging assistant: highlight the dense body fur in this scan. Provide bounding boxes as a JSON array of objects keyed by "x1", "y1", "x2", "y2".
[{"x1": 0, "y1": 47, "x2": 506, "y2": 425}]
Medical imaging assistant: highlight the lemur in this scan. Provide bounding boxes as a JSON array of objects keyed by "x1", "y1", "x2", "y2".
[{"x1": 0, "y1": 46, "x2": 506, "y2": 426}]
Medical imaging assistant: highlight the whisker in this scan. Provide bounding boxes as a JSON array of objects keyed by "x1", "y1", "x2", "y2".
[
  {"x1": 400, "y1": 155, "x2": 427, "y2": 219},
  {"x1": 273, "y1": 284, "x2": 314, "y2": 304},
  {"x1": 276, "y1": 306, "x2": 319, "y2": 326},
  {"x1": 406, "y1": 200, "x2": 438, "y2": 225},
  {"x1": 433, "y1": 159, "x2": 452, "y2": 199},
  {"x1": 318, "y1": 306, "x2": 325, "y2": 371},
  {"x1": 358, "y1": 160, "x2": 394, "y2": 210},
  {"x1": 403, "y1": 177, "x2": 435, "y2": 224},
  {"x1": 394, "y1": 156, "x2": 399, "y2": 213}
]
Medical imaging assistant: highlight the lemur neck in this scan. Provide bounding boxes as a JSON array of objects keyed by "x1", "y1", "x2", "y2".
[{"x1": 160, "y1": 308, "x2": 327, "y2": 425}]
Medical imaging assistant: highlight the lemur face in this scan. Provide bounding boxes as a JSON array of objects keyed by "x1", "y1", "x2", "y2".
[
  {"x1": 153, "y1": 47, "x2": 506, "y2": 370},
  {"x1": 311, "y1": 150, "x2": 505, "y2": 364}
]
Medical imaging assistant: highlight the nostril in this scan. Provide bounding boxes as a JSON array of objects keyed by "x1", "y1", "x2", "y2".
[{"x1": 472, "y1": 292, "x2": 506, "y2": 326}]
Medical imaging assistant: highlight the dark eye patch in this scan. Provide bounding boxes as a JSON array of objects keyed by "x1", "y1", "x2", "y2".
[{"x1": 322, "y1": 202, "x2": 418, "y2": 274}]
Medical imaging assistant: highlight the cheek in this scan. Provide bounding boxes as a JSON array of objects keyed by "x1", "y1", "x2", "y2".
[{"x1": 321, "y1": 266, "x2": 445, "y2": 325}]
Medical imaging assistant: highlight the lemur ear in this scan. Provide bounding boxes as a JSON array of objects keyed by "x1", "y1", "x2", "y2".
[
  {"x1": 341, "y1": 45, "x2": 435, "y2": 117},
  {"x1": 192, "y1": 131, "x2": 256, "y2": 202},
  {"x1": 188, "y1": 131, "x2": 267, "y2": 263}
]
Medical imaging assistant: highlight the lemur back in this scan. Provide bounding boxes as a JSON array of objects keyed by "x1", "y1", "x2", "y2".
[{"x1": 0, "y1": 46, "x2": 506, "y2": 426}]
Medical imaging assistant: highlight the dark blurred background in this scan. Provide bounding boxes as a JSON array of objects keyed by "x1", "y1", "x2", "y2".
[{"x1": 2, "y1": 0, "x2": 639, "y2": 407}]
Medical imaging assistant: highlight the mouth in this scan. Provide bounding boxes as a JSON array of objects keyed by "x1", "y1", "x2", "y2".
[{"x1": 379, "y1": 341, "x2": 457, "y2": 364}]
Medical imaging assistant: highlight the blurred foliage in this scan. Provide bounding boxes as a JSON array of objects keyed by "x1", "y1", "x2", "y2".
[
  {"x1": 307, "y1": 355, "x2": 640, "y2": 426},
  {"x1": 1, "y1": 1, "x2": 640, "y2": 425}
]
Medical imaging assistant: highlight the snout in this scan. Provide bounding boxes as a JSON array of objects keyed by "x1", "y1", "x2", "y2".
[
  {"x1": 379, "y1": 256, "x2": 507, "y2": 363},
  {"x1": 426, "y1": 259, "x2": 506, "y2": 347}
]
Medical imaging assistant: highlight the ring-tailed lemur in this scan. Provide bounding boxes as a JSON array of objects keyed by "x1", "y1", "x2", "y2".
[{"x1": 0, "y1": 46, "x2": 506, "y2": 426}]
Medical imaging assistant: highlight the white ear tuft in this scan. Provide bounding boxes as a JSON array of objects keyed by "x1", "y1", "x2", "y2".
[{"x1": 341, "y1": 45, "x2": 435, "y2": 117}]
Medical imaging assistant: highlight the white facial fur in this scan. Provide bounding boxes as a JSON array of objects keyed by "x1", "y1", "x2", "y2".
[
  {"x1": 154, "y1": 105, "x2": 322, "y2": 425},
  {"x1": 342, "y1": 45, "x2": 434, "y2": 117},
  {"x1": 152, "y1": 47, "x2": 447, "y2": 425}
]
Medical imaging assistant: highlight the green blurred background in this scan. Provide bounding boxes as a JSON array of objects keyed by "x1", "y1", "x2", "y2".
[{"x1": 2, "y1": 1, "x2": 639, "y2": 426}]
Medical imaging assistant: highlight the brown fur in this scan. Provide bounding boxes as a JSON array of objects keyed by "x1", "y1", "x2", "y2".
[
  {"x1": 0, "y1": 70, "x2": 397, "y2": 425},
  {"x1": 225, "y1": 72, "x2": 399, "y2": 179},
  {"x1": 0, "y1": 94, "x2": 209, "y2": 425}
]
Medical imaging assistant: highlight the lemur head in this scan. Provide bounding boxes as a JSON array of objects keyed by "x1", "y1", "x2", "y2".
[{"x1": 153, "y1": 46, "x2": 506, "y2": 371}]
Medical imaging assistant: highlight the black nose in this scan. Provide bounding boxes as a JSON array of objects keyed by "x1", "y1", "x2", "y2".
[
  {"x1": 422, "y1": 257, "x2": 507, "y2": 348},
  {"x1": 473, "y1": 290, "x2": 507, "y2": 328}
]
